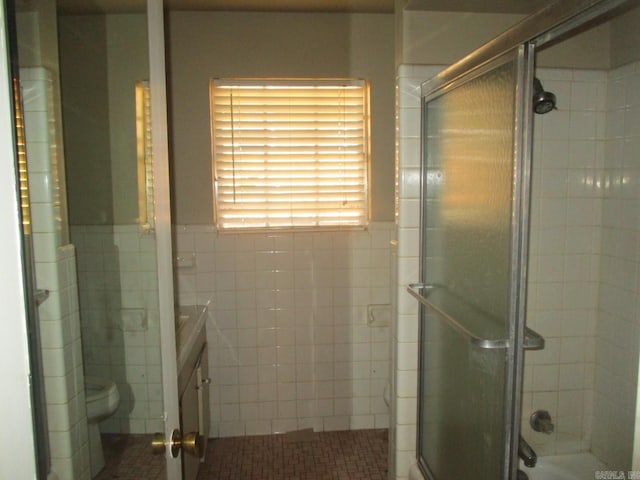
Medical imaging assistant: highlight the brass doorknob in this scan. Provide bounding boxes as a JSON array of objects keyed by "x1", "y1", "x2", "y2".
[
  {"x1": 182, "y1": 431, "x2": 203, "y2": 458},
  {"x1": 151, "y1": 432, "x2": 165, "y2": 455},
  {"x1": 151, "y1": 429, "x2": 203, "y2": 458},
  {"x1": 151, "y1": 429, "x2": 181, "y2": 457}
]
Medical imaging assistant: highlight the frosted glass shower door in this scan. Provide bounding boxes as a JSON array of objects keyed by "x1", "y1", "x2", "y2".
[{"x1": 411, "y1": 47, "x2": 534, "y2": 480}]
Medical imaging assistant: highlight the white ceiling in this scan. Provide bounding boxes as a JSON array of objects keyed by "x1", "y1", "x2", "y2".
[{"x1": 55, "y1": 0, "x2": 552, "y2": 14}]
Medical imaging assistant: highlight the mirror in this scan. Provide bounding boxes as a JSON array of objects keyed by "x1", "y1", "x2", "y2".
[
  {"x1": 13, "y1": 0, "x2": 167, "y2": 477},
  {"x1": 58, "y1": 5, "x2": 167, "y2": 478}
]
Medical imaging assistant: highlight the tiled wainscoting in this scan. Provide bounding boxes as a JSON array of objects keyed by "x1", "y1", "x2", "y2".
[
  {"x1": 173, "y1": 223, "x2": 393, "y2": 437},
  {"x1": 71, "y1": 224, "x2": 163, "y2": 434}
]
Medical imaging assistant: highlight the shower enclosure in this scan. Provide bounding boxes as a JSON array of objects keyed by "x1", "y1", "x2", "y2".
[{"x1": 408, "y1": 0, "x2": 640, "y2": 479}]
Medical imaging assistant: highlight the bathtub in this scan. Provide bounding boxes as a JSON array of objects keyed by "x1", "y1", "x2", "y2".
[
  {"x1": 521, "y1": 453, "x2": 609, "y2": 480},
  {"x1": 408, "y1": 453, "x2": 609, "y2": 480}
]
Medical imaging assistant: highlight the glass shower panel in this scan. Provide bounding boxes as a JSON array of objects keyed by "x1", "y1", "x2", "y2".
[{"x1": 418, "y1": 58, "x2": 518, "y2": 480}]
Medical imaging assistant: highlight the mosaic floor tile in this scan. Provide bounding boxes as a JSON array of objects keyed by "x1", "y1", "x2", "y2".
[
  {"x1": 95, "y1": 434, "x2": 165, "y2": 480},
  {"x1": 96, "y1": 429, "x2": 388, "y2": 480},
  {"x1": 198, "y1": 429, "x2": 388, "y2": 480}
]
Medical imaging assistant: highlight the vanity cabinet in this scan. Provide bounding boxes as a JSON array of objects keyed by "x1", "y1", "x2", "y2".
[{"x1": 177, "y1": 311, "x2": 209, "y2": 480}]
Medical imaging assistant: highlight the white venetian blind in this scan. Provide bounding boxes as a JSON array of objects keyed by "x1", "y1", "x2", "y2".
[{"x1": 210, "y1": 78, "x2": 370, "y2": 230}]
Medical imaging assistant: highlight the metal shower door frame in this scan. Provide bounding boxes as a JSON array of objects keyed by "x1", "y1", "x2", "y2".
[{"x1": 416, "y1": 42, "x2": 534, "y2": 480}]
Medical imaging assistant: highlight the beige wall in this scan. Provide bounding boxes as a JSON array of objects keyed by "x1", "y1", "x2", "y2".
[
  {"x1": 60, "y1": 14, "x2": 148, "y2": 226},
  {"x1": 537, "y1": 22, "x2": 610, "y2": 69},
  {"x1": 106, "y1": 15, "x2": 149, "y2": 224},
  {"x1": 167, "y1": 11, "x2": 395, "y2": 224},
  {"x1": 400, "y1": 11, "x2": 524, "y2": 65},
  {"x1": 59, "y1": 15, "x2": 112, "y2": 225},
  {"x1": 610, "y1": 4, "x2": 640, "y2": 68},
  {"x1": 398, "y1": 10, "x2": 612, "y2": 70}
]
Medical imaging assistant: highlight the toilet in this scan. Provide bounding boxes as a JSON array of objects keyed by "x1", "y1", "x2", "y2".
[{"x1": 85, "y1": 376, "x2": 120, "y2": 477}]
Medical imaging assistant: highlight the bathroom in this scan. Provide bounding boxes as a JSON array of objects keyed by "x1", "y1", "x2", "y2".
[{"x1": 0, "y1": 1, "x2": 639, "y2": 480}]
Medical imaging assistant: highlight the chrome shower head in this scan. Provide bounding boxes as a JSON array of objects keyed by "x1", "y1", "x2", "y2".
[{"x1": 533, "y1": 77, "x2": 556, "y2": 114}]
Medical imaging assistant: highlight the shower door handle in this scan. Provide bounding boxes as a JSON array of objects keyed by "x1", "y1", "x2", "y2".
[{"x1": 407, "y1": 283, "x2": 545, "y2": 350}]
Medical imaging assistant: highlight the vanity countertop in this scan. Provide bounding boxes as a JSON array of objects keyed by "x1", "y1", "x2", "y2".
[{"x1": 176, "y1": 304, "x2": 208, "y2": 380}]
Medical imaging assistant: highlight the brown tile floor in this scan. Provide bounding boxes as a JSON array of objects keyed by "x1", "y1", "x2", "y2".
[
  {"x1": 199, "y1": 429, "x2": 388, "y2": 480},
  {"x1": 95, "y1": 429, "x2": 388, "y2": 480},
  {"x1": 95, "y1": 434, "x2": 165, "y2": 480}
]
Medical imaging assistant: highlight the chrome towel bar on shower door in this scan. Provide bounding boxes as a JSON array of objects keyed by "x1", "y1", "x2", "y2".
[{"x1": 407, "y1": 283, "x2": 545, "y2": 350}]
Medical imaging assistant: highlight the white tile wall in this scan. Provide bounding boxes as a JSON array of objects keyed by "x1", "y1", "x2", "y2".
[
  {"x1": 71, "y1": 224, "x2": 163, "y2": 434},
  {"x1": 591, "y1": 61, "x2": 640, "y2": 469},
  {"x1": 393, "y1": 64, "x2": 443, "y2": 480},
  {"x1": 173, "y1": 223, "x2": 393, "y2": 437},
  {"x1": 22, "y1": 67, "x2": 90, "y2": 480},
  {"x1": 524, "y1": 64, "x2": 640, "y2": 470},
  {"x1": 522, "y1": 67, "x2": 607, "y2": 457},
  {"x1": 45, "y1": 245, "x2": 89, "y2": 480}
]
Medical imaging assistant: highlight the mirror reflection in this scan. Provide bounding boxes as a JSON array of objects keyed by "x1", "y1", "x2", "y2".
[
  {"x1": 58, "y1": 5, "x2": 165, "y2": 478},
  {"x1": 13, "y1": 0, "x2": 165, "y2": 478}
]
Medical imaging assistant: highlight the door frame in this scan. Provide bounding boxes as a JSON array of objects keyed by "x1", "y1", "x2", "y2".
[
  {"x1": 147, "y1": 0, "x2": 182, "y2": 478},
  {"x1": 0, "y1": 0, "x2": 38, "y2": 477}
]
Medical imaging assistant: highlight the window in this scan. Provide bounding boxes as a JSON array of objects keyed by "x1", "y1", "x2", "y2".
[
  {"x1": 135, "y1": 80, "x2": 154, "y2": 233},
  {"x1": 210, "y1": 78, "x2": 370, "y2": 230}
]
